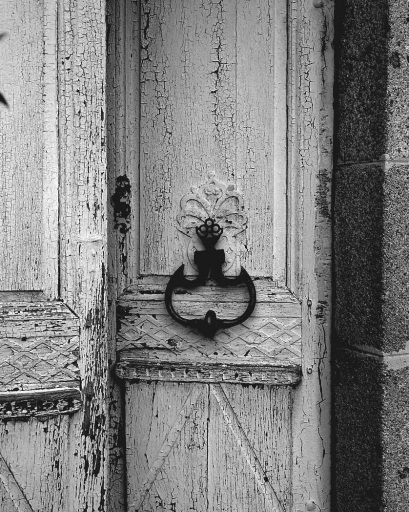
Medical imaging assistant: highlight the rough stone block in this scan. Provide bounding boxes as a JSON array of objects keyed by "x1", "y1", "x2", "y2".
[
  {"x1": 334, "y1": 164, "x2": 384, "y2": 349},
  {"x1": 335, "y1": 163, "x2": 409, "y2": 351},
  {"x1": 335, "y1": 0, "x2": 388, "y2": 163},
  {"x1": 334, "y1": 350, "x2": 384, "y2": 512},
  {"x1": 334, "y1": 351, "x2": 409, "y2": 512},
  {"x1": 386, "y1": 0, "x2": 409, "y2": 158}
]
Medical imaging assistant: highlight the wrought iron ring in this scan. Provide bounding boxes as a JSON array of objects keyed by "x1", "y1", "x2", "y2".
[{"x1": 165, "y1": 218, "x2": 256, "y2": 337}]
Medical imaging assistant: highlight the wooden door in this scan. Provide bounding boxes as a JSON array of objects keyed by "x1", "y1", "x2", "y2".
[
  {"x1": 0, "y1": 1, "x2": 109, "y2": 511},
  {"x1": 110, "y1": 1, "x2": 333, "y2": 511}
]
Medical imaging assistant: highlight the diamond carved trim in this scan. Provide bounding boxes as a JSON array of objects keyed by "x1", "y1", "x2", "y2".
[
  {"x1": 116, "y1": 277, "x2": 302, "y2": 384},
  {"x1": 117, "y1": 315, "x2": 301, "y2": 363},
  {"x1": 0, "y1": 300, "x2": 80, "y2": 395}
]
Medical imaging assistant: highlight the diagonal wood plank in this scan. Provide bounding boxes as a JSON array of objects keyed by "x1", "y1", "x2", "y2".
[
  {"x1": 210, "y1": 383, "x2": 286, "y2": 512},
  {"x1": 129, "y1": 385, "x2": 204, "y2": 511},
  {"x1": 0, "y1": 452, "x2": 34, "y2": 512}
]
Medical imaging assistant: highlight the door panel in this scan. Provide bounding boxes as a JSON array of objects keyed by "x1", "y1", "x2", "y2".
[
  {"x1": 0, "y1": 0, "x2": 59, "y2": 295},
  {"x1": 126, "y1": 382, "x2": 208, "y2": 511},
  {"x1": 125, "y1": 382, "x2": 292, "y2": 512},
  {"x1": 139, "y1": 0, "x2": 287, "y2": 281},
  {"x1": 0, "y1": 0, "x2": 80, "y2": 415}
]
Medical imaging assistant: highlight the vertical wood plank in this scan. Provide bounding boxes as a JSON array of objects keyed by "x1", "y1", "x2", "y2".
[
  {"x1": 0, "y1": 415, "x2": 81, "y2": 512},
  {"x1": 58, "y1": 0, "x2": 108, "y2": 509},
  {"x1": 139, "y1": 0, "x2": 287, "y2": 280},
  {"x1": 107, "y1": 0, "x2": 140, "y2": 290},
  {"x1": 42, "y1": 0, "x2": 60, "y2": 299},
  {"x1": 290, "y1": 1, "x2": 333, "y2": 510},
  {"x1": 126, "y1": 382, "x2": 208, "y2": 512},
  {"x1": 139, "y1": 0, "x2": 234, "y2": 275},
  {"x1": 107, "y1": 1, "x2": 140, "y2": 508},
  {"x1": 0, "y1": 453, "x2": 34, "y2": 512},
  {"x1": 0, "y1": 0, "x2": 45, "y2": 291},
  {"x1": 236, "y1": 0, "x2": 287, "y2": 282},
  {"x1": 0, "y1": 482, "x2": 19, "y2": 512}
]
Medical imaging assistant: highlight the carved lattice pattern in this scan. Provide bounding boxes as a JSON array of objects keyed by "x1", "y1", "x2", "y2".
[
  {"x1": 0, "y1": 301, "x2": 80, "y2": 392},
  {"x1": 117, "y1": 314, "x2": 301, "y2": 364}
]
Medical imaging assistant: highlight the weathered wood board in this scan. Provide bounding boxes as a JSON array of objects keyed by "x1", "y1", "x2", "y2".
[
  {"x1": 0, "y1": 415, "x2": 81, "y2": 512},
  {"x1": 0, "y1": 0, "x2": 109, "y2": 510},
  {"x1": 126, "y1": 381, "x2": 292, "y2": 512},
  {"x1": 0, "y1": 0, "x2": 59, "y2": 296},
  {"x1": 139, "y1": 0, "x2": 287, "y2": 282}
]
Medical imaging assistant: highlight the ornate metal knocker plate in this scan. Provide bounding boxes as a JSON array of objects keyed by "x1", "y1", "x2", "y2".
[{"x1": 165, "y1": 218, "x2": 256, "y2": 337}]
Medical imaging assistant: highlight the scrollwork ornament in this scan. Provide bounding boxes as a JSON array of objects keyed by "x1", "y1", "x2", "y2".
[{"x1": 177, "y1": 172, "x2": 248, "y2": 275}]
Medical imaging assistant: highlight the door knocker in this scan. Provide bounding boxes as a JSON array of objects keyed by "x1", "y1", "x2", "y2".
[{"x1": 165, "y1": 217, "x2": 256, "y2": 337}]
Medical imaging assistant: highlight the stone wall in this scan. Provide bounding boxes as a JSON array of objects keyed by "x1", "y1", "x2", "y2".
[{"x1": 334, "y1": 0, "x2": 409, "y2": 510}]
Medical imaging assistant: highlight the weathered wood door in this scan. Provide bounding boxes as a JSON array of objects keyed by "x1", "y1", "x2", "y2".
[
  {"x1": 0, "y1": 1, "x2": 108, "y2": 511},
  {"x1": 110, "y1": 1, "x2": 333, "y2": 511},
  {"x1": 0, "y1": 0, "x2": 332, "y2": 510}
]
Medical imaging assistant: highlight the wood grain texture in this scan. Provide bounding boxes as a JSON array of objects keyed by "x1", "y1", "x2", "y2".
[
  {"x1": 107, "y1": 0, "x2": 140, "y2": 289},
  {"x1": 126, "y1": 381, "x2": 292, "y2": 512},
  {"x1": 208, "y1": 383, "x2": 291, "y2": 512},
  {"x1": 0, "y1": 388, "x2": 81, "y2": 419},
  {"x1": 126, "y1": 382, "x2": 208, "y2": 512},
  {"x1": 288, "y1": 1, "x2": 333, "y2": 510},
  {"x1": 0, "y1": 414, "x2": 81, "y2": 512},
  {"x1": 139, "y1": 0, "x2": 287, "y2": 281},
  {"x1": 0, "y1": 453, "x2": 34, "y2": 512},
  {"x1": 1, "y1": 0, "x2": 109, "y2": 509},
  {"x1": 57, "y1": 0, "x2": 109, "y2": 510},
  {"x1": 119, "y1": 1, "x2": 334, "y2": 510},
  {"x1": 117, "y1": 360, "x2": 301, "y2": 386},
  {"x1": 106, "y1": 1, "x2": 140, "y2": 509},
  {"x1": 0, "y1": 300, "x2": 80, "y2": 394},
  {"x1": 0, "y1": 0, "x2": 59, "y2": 294},
  {"x1": 117, "y1": 277, "x2": 301, "y2": 369}
]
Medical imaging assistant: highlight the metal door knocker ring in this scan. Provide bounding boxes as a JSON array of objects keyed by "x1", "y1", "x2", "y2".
[{"x1": 165, "y1": 218, "x2": 256, "y2": 337}]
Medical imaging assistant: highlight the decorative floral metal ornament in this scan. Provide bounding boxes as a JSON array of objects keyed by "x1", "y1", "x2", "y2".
[
  {"x1": 176, "y1": 172, "x2": 248, "y2": 276},
  {"x1": 166, "y1": 174, "x2": 256, "y2": 337}
]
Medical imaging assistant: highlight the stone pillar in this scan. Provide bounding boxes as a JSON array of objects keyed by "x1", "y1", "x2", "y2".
[{"x1": 334, "y1": 0, "x2": 409, "y2": 510}]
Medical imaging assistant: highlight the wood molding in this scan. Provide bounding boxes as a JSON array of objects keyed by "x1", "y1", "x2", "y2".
[
  {"x1": 116, "y1": 359, "x2": 301, "y2": 386},
  {"x1": 0, "y1": 387, "x2": 81, "y2": 419},
  {"x1": 288, "y1": 0, "x2": 334, "y2": 509},
  {"x1": 0, "y1": 298, "x2": 80, "y2": 397},
  {"x1": 116, "y1": 277, "x2": 302, "y2": 374}
]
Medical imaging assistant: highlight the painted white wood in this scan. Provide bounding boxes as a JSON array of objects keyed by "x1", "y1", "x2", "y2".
[
  {"x1": 0, "y1": 298, "x2": 80, "y2": 395},
  {"x1": 126, "y1": 381, "x2": 292, "y2": 512},
  {"x1": 0, "y1": 0, "x2": 109, "y2": 510},
  {"x1": 208, "y1": 383, "x2": 291, "y2": 512},
  {"x1": 57, "y1": 1, "x2": 109, "y2": 510},
  {"x1": 126, "y1": 382, "x2": 208, "y2": 512},
  {"x1": 106, "y1": 1, "x2": 140, "y2": 508},
  {"x1": 289, "y1": 1, "x2": 333, "y2": 510},
  {"x1": 42, "y1": 0, "x2": 60, "y2": 299},
  {"x1": 236, "y1": 0, "x2": 287, "y2": 283},
  {"x1": 0, "y1": 415, "x2": 81, "y2": 512},
  {"x1": 139, "y1": 0, "x2": 288, "y2": 281},
  {"x1": 115, "y1": 0, "x2": 334, "y2": 510},
  {"x1": 0, "y1": 453, "x2": 34, "y2": 512},
  {"x1": 0, "y1": 1, "x2": 46, "y2": 292},
  {"x1": 0, "y1": 0, "x2": 59, "y2": 297}
]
